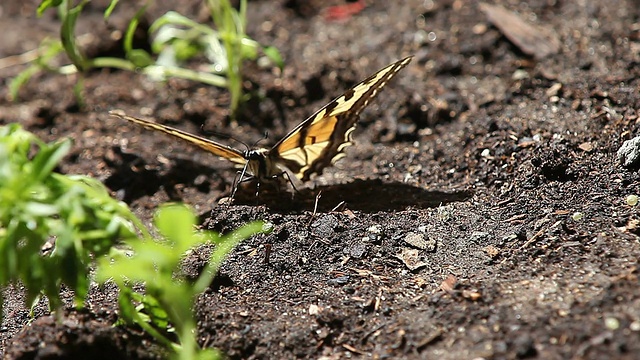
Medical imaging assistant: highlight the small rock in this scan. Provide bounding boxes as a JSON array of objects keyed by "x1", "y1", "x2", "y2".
[
  {"x1": 346, "y1": 241, "x2": 367, "y2": 258},
  {"x1": 366, "y1": 224, "x2": 383, "y2": 242},
  {"x1": 483, "y1": 244, "x2": 500, "y2": 258},
  {"x1": 546, "y1": 82, "x2": 563, "y2": 97},
  {"x1": 367, "y1": 225, "x2": 382, "y2": 234},
  {"x1": 404, "y1": 232, "x2": 436, "y2": 251},
  {"x1": 512, "y1": 69, "x2": 529, "y2": 80},
  {"x1": 311, "y1": 215, "x2": 338, "y2": 238},
  {"x1": 617, "y1": 136, "x2": 640, "y2": 167},
  {"x1": 396, "y1": 248, "x2": 428, "y2": 271},
  {"x1": 469, "y1": 231, "x2": 490, "y2": 244},
  {"x1": 327, "y1": 275, "x2": 350, "y2": 286},
  {"x1": 308, "y1": 304, "x2": 320, "y2": 315},
  {"x1": 605, "y1": 317, "x2": 620, "y2": 330},
  {"x1": 578, "y1": 141, "x2": 594, "y2": 152}
]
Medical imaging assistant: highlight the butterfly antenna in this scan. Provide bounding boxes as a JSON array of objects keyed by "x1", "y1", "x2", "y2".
[
  {"x1": 232, "y1": 136, "x2": 251, "y2": 152},
  {"x1": 252, "y1": 131, "x2": 269, "y2": 148},
  {"x1": 199, "y1": 124, "x2": 252, "y2": 152}
]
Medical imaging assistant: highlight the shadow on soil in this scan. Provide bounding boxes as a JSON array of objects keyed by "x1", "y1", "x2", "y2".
[{"x1": 233, "y1": 178, "x2": 474, "y2": 213}]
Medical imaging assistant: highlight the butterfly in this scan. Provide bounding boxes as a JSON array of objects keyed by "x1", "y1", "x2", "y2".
[{"x1": 110, "y1": 56, "x2": 412, "y2": 193}]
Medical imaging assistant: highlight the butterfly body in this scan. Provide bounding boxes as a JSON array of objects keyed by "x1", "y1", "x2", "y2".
[
  {"x1": 110, "y1": 56, "x2": 412, "y2": 190},
  {"x1": 246, "y1": 148, "x2": 285, "y2": 183}
]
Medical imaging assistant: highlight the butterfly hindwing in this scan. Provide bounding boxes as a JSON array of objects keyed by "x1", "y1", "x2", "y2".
[
  {"x1": 272, "y1": 56, "x2": 412, "y2": 181},
  {"x1": 109, "y1": 111, "x2": 247, "y2": 165}
]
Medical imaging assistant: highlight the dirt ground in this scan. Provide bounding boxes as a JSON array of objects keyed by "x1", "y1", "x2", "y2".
[{"x1": 2, "y1": 0, "x2": 640, "y2": 359}]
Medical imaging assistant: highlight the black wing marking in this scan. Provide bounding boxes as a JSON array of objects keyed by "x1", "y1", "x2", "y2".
[{"x1": 272, "y1": 56, "x2": 412, "y2": 181}]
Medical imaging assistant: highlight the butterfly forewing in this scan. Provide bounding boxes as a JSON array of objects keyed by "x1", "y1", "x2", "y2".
[
  {"x1": 109, "y1": 111, "x2": 247, "y2": 165},
  {"x1": 272, "y1": 56, "x2": 413, "y2": 181}
]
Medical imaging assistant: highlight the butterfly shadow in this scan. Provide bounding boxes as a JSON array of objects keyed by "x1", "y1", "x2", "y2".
[
  {"x1": 104, "y1": 147, "x2": 232, "y2": 203},
  {"x1": 232, "y1": 178, "x2": 473, "y2": 213}
]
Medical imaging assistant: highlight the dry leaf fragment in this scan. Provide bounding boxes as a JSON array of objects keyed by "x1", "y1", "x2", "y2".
[
  {"x1": 480, "y1": 3, "x2": 560, "y2": 59},
  {"x1": 440, "y1": 274, "x2": 457, "y2": 294}
]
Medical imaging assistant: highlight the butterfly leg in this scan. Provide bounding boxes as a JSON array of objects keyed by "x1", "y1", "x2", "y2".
[
  {"x1": 276, "y1": 171, "x2": 300, "y2": 199},
  {"x1": 230, "y1": 162, "x2": 253, "y2": 203},
  {"x1": 254, "y1": 179, "x2": 261, "y2": 199}
]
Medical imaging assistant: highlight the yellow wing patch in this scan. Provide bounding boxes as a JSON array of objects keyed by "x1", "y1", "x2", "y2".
[{"x1": 277, "y1": 114, "x2": 340, "y2": 151}]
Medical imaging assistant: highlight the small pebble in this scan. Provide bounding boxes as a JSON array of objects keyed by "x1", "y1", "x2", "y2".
[{"x1": 605, "y1": 317, "x2": 620, "y2": 330}]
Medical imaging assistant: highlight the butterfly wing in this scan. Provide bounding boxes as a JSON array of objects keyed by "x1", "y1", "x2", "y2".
[
  {"x1": 109, "y1": 111, "x2": 247, "y2": 165},
  {"x1": 271, "y1": 56, "x2": 412, "y2": 181}
]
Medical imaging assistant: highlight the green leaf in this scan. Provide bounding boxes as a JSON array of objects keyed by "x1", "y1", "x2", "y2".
[
  {"x1": 193, "y1": 220, "x2": 264, "y2": 293},
  {"x1": 96, "y1": 203, "x2": 266, "y2": 358},
  {"x1": 104, "y1": 0, "x2": 119, "y2": 19},
  {"x1": 37, "y1": 0, "x2": 63, "y2": 17},
  {"x1": 60, "y1": 0, "x2": 90, "y2": 71},
  {"x1": 262, "y1": 46, "x2": 284, "y2": 69},
  {"x1": 124, "y1": 5, "x2": 148, "y2": 54},
  {"x1": 117, "y1": 288, "x2": 139, "y2": 325},
  {"x1": 139, "y1": 293, "x2": 170, "y2": 329},
  {"x1": 155, "y1": 204, "x2": 198, "y2": 252},
  {"x1": 30, "y1": 138, "x2": 72, "y2": 182},
  {"x1": 23, "y1": 202, "x2": 59, "y2": 216},
  {"x1": 9, "y1": 66, "x2": 41, "y2": 102},
  {"x1": 9, "y1": 39, "x2": 65, "y2": 101},
  {"x1": 1, "y1": 124, "x2": 149, "y2": 324},
  {"x1": 127, "y1": 49, "x2": 154, "y2": 68}
]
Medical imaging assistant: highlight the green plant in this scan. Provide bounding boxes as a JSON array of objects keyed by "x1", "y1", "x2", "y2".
[
  {"x1": 10, "y1": 0, "x2": 282, "y2": 118},
  {"x1": 0, "y1": 123, "x2": 148, "y2": 320},
  {"x1": 146, "y1": 0, "x2": 282, "y2": 118},
  {"x1": 0, "y1": 123, "x2": 268, "y2": 357},
  {"x1": 10, "y1": 0, "x2": 142, "y2": 105},
  {"x1": 205, "y1": 0, "x2": 282, "y2": 116},
  {"x1": 97, "y1": 204, "x2": 267, "y2": 359}
]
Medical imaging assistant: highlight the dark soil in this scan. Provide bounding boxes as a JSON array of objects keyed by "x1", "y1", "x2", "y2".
[{"x1": 2, "y1": 0, "x2": 640, "y2": 359}]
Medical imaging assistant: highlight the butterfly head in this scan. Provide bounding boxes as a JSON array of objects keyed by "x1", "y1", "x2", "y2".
[
  {"x1": 245, "y1": 148, "x2": 268, "y2": 160},
  {"x1": 243, "y1": 148, "x2": 282, "y2": 181}
]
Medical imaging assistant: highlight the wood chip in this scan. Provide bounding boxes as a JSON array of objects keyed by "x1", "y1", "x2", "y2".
[
  {"x1": 462, "y1": 289, "x2": 482, "y2": 301},
  {"x1": 505, "y1": 213, "x2": 527, "y2": 222},
  {"x1": 342, "y1": 343, "x2": 367, "y2": 355},
  {"x1": 480, "y1": 3, "x2": 560, "y2": 59}
]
